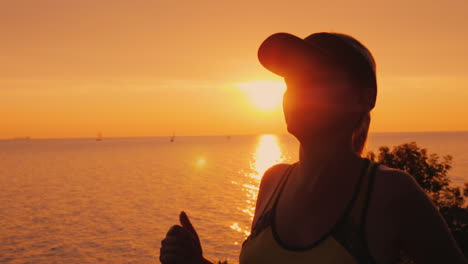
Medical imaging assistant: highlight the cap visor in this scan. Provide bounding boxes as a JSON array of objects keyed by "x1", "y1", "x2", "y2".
[{"x1": 258, "y1": 32, "x2": 330, "y2": 77}]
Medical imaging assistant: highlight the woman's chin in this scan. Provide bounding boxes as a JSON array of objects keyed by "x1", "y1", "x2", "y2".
[{"x1": 287, "y1": 124, "x2": 329, "y2": 140}]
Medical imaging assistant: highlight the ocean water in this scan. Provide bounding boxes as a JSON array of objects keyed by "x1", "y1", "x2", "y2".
[{"x1": 0, "y1": 132, "x2": 467, "y2": 263}]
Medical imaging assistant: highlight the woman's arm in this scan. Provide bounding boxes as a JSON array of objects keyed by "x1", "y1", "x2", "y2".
[{"x1": 392, "y1": 171, "x2": 467, "y2": 263}]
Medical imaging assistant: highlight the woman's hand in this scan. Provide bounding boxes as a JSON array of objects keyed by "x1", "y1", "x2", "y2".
[{"x1": 159, "y1": 211, "x2": 205, "y2": 264}]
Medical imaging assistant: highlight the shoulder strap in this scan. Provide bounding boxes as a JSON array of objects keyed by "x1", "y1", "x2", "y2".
[
  {"x1": 249, "y1": 163, "x2": 296, "y2": 238},
  {"x1": 260, "y1": 163, "x2": 296, "y2": 220},
  {"x1": 332, "y1": 158, "x2": 380, "y2": 264},
  {"x1": 348, "y1": 158, "x2": 380, "y2": 227}
]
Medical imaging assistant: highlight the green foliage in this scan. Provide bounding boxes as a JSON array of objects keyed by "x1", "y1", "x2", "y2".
[
  {"x1": 366, "y1": 141, "x2": 468, "y2": 260},
  {"x1": 366, "y1": 142, "x2": 453, "y2": 196}
]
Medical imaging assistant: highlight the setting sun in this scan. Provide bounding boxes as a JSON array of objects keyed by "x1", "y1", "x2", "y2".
[{"x1": 236, "y1": 81, "x2": 286, "y2": 111}]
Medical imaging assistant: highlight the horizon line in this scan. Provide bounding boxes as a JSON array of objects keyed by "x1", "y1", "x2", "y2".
[{"x1": 2, "y1": 130, "x2": 468, "y2": 141}]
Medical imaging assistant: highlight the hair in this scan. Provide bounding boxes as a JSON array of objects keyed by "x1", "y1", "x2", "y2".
[
  {"x1": 352, "y1": 110, "x2": 371, "y2": 157},
  {"x1": 312, "y1": 32, "x2": 377, "y2": 157}
]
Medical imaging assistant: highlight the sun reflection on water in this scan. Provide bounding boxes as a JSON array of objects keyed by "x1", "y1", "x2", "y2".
[{"x1": 251, "y1": 134, "x2": 286, "y2": 180}]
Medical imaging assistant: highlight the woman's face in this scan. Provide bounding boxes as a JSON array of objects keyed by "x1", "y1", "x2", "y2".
[{"x1": 283, "y1": 69, "x2": 364, "y2": 140}]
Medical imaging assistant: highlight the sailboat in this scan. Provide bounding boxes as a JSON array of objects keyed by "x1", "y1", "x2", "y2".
[
  {"x1": 96, "y1": 132, "x2": 103, "y2": 141},
  {"x1": 170, "y1": 132, "x2": 175, "y2": 142}
]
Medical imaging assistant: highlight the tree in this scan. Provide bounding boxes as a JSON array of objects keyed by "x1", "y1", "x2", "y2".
[{"x1": 366, "y1": 141, "x2": 468, "y2": 260}]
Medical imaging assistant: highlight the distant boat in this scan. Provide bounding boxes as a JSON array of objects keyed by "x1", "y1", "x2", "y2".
[
  {"x1": 170, "y1": 132, "x2": 175, "y2": 142},
  {"x1": 227, "y1": 135, "x2": 231, "y2": 140},
  {"x1": 96, "y1": 132, "x2": 103, "y2": 141}
]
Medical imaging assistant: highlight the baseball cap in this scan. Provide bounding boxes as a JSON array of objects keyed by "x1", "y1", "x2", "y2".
[{"x1": 257, "y1": 32, "x2": 377, "y2": 110}]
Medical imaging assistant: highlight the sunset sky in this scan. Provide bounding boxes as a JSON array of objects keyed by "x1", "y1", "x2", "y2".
[{"x1": 1, "y1": 0, "x2": 468, "y2": 139}]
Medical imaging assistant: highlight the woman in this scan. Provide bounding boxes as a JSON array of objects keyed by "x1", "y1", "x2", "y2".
[{"x1": 159, "y1": 32, "x2": 467, "y2": 264}]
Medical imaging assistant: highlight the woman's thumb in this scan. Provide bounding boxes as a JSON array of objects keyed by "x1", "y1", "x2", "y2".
[{"x1": 179, "y1": 211, "x2": 197, "y2": 235}]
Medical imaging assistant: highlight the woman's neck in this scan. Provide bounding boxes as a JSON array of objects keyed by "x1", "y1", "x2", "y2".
[{"x1": 294, "y1": 134, "x2": 364, "y2": 194}]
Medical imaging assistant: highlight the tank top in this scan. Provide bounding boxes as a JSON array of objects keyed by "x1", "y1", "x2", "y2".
[{"x1": 239, "y1": 157, "x2": 381, "y2": 264}]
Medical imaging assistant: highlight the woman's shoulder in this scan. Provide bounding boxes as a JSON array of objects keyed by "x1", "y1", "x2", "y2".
[
  {"x1": 373, "y1": 163, "x2": 422, "y2": 202},
  {"x1": 250, "y1": 162, "x2": 294, "y2": 230},
  {"x1": 259, "y1": 162, "x2": 293, "y2": 190},
  {"x1": 257, "y1": 162, "x2": 294, "y2": 206},
  {"x1": 370, "y1": 162, "x2": 444, "y2": 232},
  {"x1": 369, "y1": 163, "x2": 420, "y2": 211},
  {"x1": 371, "y1": 163, "x2": 467, "y2": 263}
]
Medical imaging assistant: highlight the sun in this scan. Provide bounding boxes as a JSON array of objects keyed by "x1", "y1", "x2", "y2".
[{"x1": 236, "y1": 80, "x2": 286, "y2": 111}]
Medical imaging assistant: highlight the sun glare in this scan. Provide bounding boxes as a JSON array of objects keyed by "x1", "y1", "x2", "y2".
[
  {"x1": 195, "y1": 156, "x2": 206, "y2": 168},
  {"x1": 236, "y1": 81, "x2": 286, "y2": 111}
]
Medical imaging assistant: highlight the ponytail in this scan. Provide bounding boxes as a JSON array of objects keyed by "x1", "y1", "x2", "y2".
[{"x1": 352, "y1": 111, "x2": 371, "y2": 156}]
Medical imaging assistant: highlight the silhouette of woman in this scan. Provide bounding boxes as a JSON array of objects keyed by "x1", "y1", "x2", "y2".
[{"x1": 159, "y1": 32, "x2": 467, "y2": 264}]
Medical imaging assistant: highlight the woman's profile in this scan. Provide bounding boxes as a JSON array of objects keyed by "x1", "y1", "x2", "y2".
[{"x1": 159, "y1": 32, "x2": 467, "y2": 264}]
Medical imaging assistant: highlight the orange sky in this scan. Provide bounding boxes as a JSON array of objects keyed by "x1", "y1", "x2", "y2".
[{"x1": 1, "y1": 0, "x2": 468, "y2": 139}]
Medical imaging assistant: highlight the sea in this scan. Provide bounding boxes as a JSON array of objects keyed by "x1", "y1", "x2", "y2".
[{"x1": 1, "y1": 131, "x2": 467, "y2": 264}]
